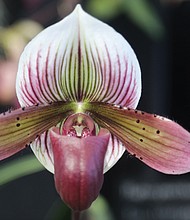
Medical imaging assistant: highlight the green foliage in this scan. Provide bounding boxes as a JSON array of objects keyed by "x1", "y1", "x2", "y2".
[
  {"x1": 0, "y1": 154, "x2": 44, "y2": 185},
  {"x1": 86, "y1": 0, "x2": 165, "y2": 40},
  {"x1": 83, "y1": 195, "x2": 115, "y2": 220},
  {"x1": 86, "y1": 0, "x2": 121, "y2": 20},
  {"x1": 45, "y1": 195, "x2": 115, "y2": 220},
  {"x1": 122, "y1": 0, "x2": 164, "y2": 39}
]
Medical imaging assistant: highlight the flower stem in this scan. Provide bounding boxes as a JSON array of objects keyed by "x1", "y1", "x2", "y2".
[{"x1": 72, "y1": 210, "x2": 81, "y2": 220}]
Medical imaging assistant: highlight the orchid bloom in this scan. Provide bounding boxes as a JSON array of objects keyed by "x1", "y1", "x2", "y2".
[{"x1": 0, "y1": 4, "x2": 190, "y2": 218}]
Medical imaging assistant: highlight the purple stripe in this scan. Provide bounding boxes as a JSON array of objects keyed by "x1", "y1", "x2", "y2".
[
  {"x1": 44, "y1": 131, "x2": 53, "y2": 164},
  {"x1": 121, "y1": 60, "x2": 134, "y2": 106},
  {"x1": 43, "y1": 45, "x2": 58, "y2": 101},
  {"x1": 87, "y1": 44, "x2": 101, "y2": 101},
  {"x1": 94, "y1": 43, "x2": 107, "y2": 101},
  {"x1": 102, "y1": 43, "x2": 112, "y2": 101},
  {"x1": 28, "y1": 56, "x2": 42, "y2": 103},
  {"x1": 104, "y1": 50, "x2": 122, "y2": 103},
  {"x1": 36, "y1": 49, "x2": 49, "y2": 101}
]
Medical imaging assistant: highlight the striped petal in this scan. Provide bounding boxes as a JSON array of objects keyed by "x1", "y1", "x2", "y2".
[
  {"x1": 31, "y1": 117, "x2": 125, "y2": 174},
  {"x1": 0, "y1": 102, "x2": 75, "y2": 160},
  {"x1": 16, "y1": 4, "x2": 141, "y2": 108},
  {"x1": 30, "y1": 130, "x2": 54, "y2": 173},
  {"x1": 14, "y1": 5, "x2": 141, "y2": 175},
  {"x1": 103, "y1": 134, "x2": 125, "y2": 173},
  {"x1": 84, "y1": 102, "x2": 190, "y2": 174}
]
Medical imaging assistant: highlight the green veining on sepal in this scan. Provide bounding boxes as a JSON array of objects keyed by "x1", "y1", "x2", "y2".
[
  {"x1": 82, "y1": 102, "x2": 190, "y2": 174},
  {"x1": 0, "y1": 101, "x2": 78, "y2": 160}
]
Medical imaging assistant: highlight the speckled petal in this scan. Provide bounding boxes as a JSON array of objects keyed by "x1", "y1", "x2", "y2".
[
  {"x1": 0, "y1": 102, "x2": 74, "y2": 160},
  {"x1": 84, "y1": 102, "x2": 190, "y2": 174}
]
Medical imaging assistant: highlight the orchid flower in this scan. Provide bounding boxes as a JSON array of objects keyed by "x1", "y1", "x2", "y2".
[{"x1": 0, "y1": 4, "x2": 190, "y2": 219}]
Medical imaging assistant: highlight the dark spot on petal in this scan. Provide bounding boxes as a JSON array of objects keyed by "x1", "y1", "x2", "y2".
[
  {"x1": 3, "y1": 112, "x2": 5, "y2": 115},
  {"x1": 35, "y1": 103, "x2": 39, "y2": 106},
  {"x1": 141, "y1": 111, "x2": 145, "y2": 115},
  {"x1": 22, "y1": 107, "x2": 25, "y2": 111},
  {"x1": 17, "y1": 117, "x2": 20, "y2": 120},
  {"x1": 133, "y1": 154, "x2": 136, "y2": 157},
  {"x1": 156, "y1": 130, "x2": 160, "y2": 134},
  {"x1": 136, "y1": 119, "x2": 140, "y2": 123},
  {"x1": 127, "y1": 107, "x2": 131, "y2": 111},
  {"x1": 140, "y1": 157, "x2": 143, "y2": 160},
  {"x1": 140, "y1": 139, "x2": 143, "y2": 142},
  {"x1": 135, "y1": 110, "x2": 138, "y2": 114},
  {"x1": 142, "y1": 127, "x2": 145, "y2": 130},
  {"x1": 16, "y1": 123, "x2": 21, "y2": 127},
  {"x1": 25, "y1": 144, "x2": 29, "y2": 148},
  {"x1": 154, "y1": 114, "x2": 157, "y2": 117}
]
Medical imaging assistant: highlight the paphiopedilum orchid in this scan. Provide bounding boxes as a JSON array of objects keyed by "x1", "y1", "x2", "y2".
[{"x1": 0, "y1": 4, "x2": 190, "y2": 219}]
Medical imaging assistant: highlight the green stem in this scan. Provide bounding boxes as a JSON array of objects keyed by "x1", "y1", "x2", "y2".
[{"x1": 72, "y1": 211, "x2": 81, "y2": 220}]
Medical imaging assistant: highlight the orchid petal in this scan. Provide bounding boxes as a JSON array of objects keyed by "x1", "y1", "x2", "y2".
[
  {"x1": 31, "y1": 123, "x2": 125, "y2": 174},
  {"x1": 0, "y1": 102, "x2": 74, "y2": 160},
  {"x1": 50, "y1": 127, "x2": 110, "y2": 211},
  {"x1": 30, "y1": 130, "x2": 54, "y2": 173},
  {"x1": 84, "y1": 102, "x2": 190, "y2": 174},
  {"x1": 16, "y1": 4, "x2": 141, "y2": 108},
  {"x1": 103, "y1": 134, "x2": 125, "y2": 173}
]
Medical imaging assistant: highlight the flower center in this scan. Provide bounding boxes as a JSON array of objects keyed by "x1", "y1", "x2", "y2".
[{"x1": 62, "y1": 113, "x2": 95, "y2": 138}]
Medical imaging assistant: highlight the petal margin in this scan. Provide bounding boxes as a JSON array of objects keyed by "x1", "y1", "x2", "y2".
[
  {"x1": 84, "y1": 102, "x2": 190, "y2": 174},
  {"x1": 0, "y1": 102, "x2": 74, "y2": 160},
  {"x1": 16, "y1": 4, "x2": 141, "y2": 108},
  {"x1": 30, "y1": 130, "x2": 54, "y2": 173},
  {"x1": 103, "y1": 134, "x2": 125, "y2": 173}
]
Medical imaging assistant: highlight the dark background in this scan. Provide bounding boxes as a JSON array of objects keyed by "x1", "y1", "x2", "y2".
[{"x1": 0, "y1": 0, "x2": 190, "y2": 219}]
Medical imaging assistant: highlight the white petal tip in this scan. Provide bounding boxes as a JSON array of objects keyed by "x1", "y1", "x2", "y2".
[
  {"x1": 75, "y1": 4, "x2": 82, "y2": 10},
  {"x1": 73, "y1": 4, "x2": 83, "y2": 15}
]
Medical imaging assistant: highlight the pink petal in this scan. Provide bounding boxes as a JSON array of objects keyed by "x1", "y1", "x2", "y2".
[
  {"x1": 84, "y1": 102, "x2": 190, "y2": 174},
  {"x1": 50, "y1": 127, "x2": 110, "y2": 211},
  {"x1": 0, "y1": 102, "x2": 74, "y2": 160}
]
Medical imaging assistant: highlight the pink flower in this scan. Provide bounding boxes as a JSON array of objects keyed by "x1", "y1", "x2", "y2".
[{"x1": 0, "y1": 5, "x2": 190, "y2": 218}]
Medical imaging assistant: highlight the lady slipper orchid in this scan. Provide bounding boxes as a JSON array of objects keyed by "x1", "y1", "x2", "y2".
[{"x1": 0, "y1": 4, "x2": 190, "y2": 219}]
